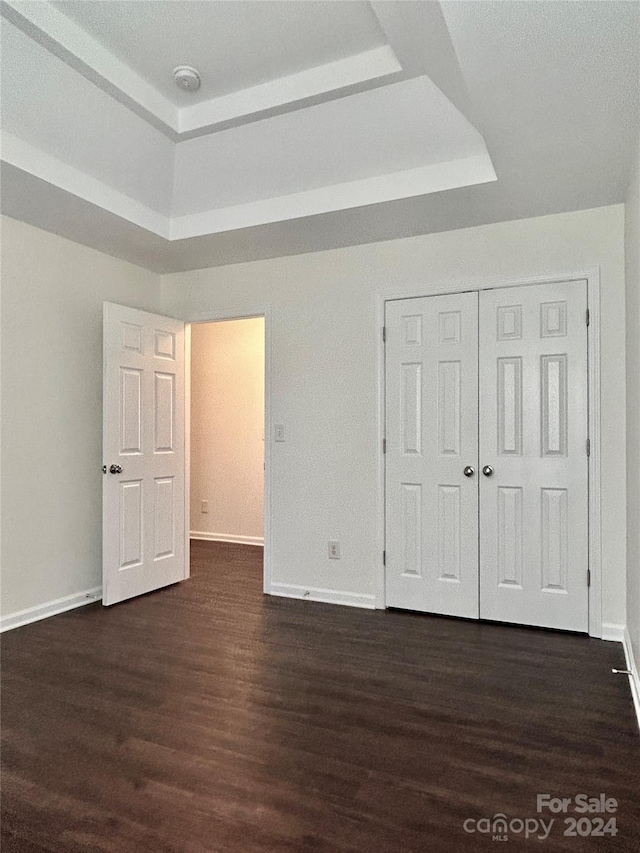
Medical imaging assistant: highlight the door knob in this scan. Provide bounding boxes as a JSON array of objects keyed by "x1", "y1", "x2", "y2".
[
  {"x1": 482, "y1": 465, "x2": 494, "y2": 477},
  {"x1": 463, "y1": 466, "x2": 475, "y2": 477},
  {"x1": 109, "y1": 464, "x2": 123, "y2": 474}
]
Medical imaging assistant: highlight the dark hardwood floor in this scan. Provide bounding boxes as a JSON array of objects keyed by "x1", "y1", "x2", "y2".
[{"x1": 2, "y1": 540, "x2": 639, "y2": 852}]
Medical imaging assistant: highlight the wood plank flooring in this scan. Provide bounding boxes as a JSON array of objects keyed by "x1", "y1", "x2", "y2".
[{"x1": 2, "y1": 540, "x2": 639, "y2": 852}]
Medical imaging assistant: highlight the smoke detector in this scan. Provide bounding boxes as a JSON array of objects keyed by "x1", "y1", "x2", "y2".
[{"x1": 173, "y1": 66, "x2": 201, "y2": 92}]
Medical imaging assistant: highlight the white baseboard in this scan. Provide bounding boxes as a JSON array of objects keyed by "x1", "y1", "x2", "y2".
[
  {"x1": 0, "y1": 587, "x2": 102, "y2": 633},
  {"x1": 190, "y1": 531, "x2": 264, "y2": 547},
  {"x1": 622, "y1": 628, "x2": 640, "y2": 733},
  {"x1": 269, "y1": 582, "x2": 375, "y2": 610},
  {"x1": 601, "y1": 622, "x2": 625, "y2": 642}
]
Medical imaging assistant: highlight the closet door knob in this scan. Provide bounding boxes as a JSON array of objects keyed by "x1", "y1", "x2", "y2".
[
  {"x1": 109, "y1": 464, "x2": 123, "y2": 474},
  {"x1": 482, "y1": 465, "x2": 494, "y2": 477},
  {"x1": 463, "y1": 466, "x2": 475, "y2": 477}
]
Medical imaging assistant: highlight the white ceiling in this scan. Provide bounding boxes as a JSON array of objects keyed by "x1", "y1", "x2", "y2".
[
  {"x1": 172, "y1": 75, "x2": 488, "y2": 217},
  {"x1": 5, "y1": 0, "x2": 414, "y2": 137},
  {"x1": 52, "y1": 1, "x2": 386, "y2": 105},
  {"x1": 1, "y1": 0, "x2": 638, "y2": 273},
  {"x1": 441, "y1": 0, "x2": 640, "y2": 202},
  {"x1": 1, "y1": 19, "x2": 175, "y2": 215}
]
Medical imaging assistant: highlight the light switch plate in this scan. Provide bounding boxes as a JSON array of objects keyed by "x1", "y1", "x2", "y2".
[{"x1": 274, "y1": 424, "x2": 285, "y2": 442}]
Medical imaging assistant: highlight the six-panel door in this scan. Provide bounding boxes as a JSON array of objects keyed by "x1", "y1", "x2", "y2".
[
  {"x1": 479, "y1": 282, "x2": 589, "y2": 631},
  {"x1": 103, "y1": 303, "x2": 186, "y2": 606},
  {"x1": 385, "y1": 293, "x2": 480, "y2": 618}
]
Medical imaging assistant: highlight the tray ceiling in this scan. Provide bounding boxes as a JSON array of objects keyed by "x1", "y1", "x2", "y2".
[
  {"x1": 52, "y1": 1, "x2": 387, "y2": 106},
  {"x1": 1, "y1": 1, "x2": 638, "y2": 272}
]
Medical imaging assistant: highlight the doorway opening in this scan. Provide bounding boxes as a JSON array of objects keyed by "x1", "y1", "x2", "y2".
[{"x1": 188, "y1": 317, "x2": 266, "y2": 586}]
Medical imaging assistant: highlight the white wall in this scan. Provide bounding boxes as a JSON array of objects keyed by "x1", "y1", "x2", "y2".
[
  {"x1": 626, "y1": 139, "x2": 640, "y2": 665},
  {"x1": 162, "y1": 205, "x2": 627, "y2": 627},
  {"x1": 0, "y1": 216, "x2": 161, "y2": 618},
  {"x1": 190, "y1": 318, "x2": 264, "y2": 543}
]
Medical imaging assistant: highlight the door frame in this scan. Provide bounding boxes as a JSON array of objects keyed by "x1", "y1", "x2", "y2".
[
  {"x1": 375, "y1": 269, "x2": 602, "y2": 638},
  {"x1": 185, "y1": 305, "x2": 272, "y2": 594}
]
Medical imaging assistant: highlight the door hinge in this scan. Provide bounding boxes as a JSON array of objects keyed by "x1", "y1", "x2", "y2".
[
  {"x1": 383, "y1": 438, "x2": 387, "y2": 454},
  {"x1": 382, "y1": 326, "x2": 386, "y2": 343},
  {"x1": 383, "y1": 550, "x2": 386, "y2": 566},
  {"x1": 586, "y1": 308, "x2": 590, "y2": 327},
  {"x1": 587, "y1": 569, "x2": 591, "y2": 587},
  {"x1": 586, "y1": 438, "x2": 591, "y2": 457}
]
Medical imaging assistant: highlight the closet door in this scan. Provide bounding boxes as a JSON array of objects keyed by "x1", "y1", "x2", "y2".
[
  {"x1": 385, "y1": 293, "x2": 479, "y2": 618},
  {"x1": 478, "y1": 281, "x2": 589, "y2": 631}
]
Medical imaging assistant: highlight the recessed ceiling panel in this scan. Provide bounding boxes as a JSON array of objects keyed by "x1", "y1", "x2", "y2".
[
  {"x1": 53, "y1": 0, "x2": 387, "y2": 105},
  {"x1": 172, "y1": 75, "x2": 489, "y2": 216}
]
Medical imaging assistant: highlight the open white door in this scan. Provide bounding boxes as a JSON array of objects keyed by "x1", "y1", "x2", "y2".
[{"x1": 103, "y1": 303, "x2": 187, "y2": 606}]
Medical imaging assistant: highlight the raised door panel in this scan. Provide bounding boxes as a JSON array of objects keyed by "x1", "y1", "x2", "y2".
[
  {"x1": 400, "y1": 483, "x2": 422, "y2": 577},
  {"x1": 540, "y1": 355, "x2": 567, "y2": 457},
  {"x1": 497, "y1": 357, "x2": 522, "y2": 456},
  {"x1": 401, "y1": 363, "x2": 422, "y2": 456},
  {"x1": 120, "y1": 368, "x2": 143, "y2": 455},
  {"x1": 402, "y1": 314, "x2": 423, "y2": 346},
  {"x1": 119, "y1": 480, "x2": 143, "y2": 569},
  {"x1": 437, "y1": 485, "x2": 460, "y2": 583},
  {"x1": 154, "y1": 372, "x2": 175, "y2": 454},
  {"x1": 154, "y1": 329, "x2": 176, "y2": 360},
  {"x1": 439, "y1": 311, "x2": 461, "y2": 344},
  {"x1": 121, "y1": 322, "x2": 143, "y2": 354},
  {"x1": 437, "y1": 361, "x2": 461, "y2": 456},
  {"x1": 154, "y1": 477, "x2": 175, "y2": 561},
  {"x1": 497, "y1": 486, "x2": 523, "y2": 588},
  {"x1": 540, "y1": 488, "x2": 569, "y2": 593}
]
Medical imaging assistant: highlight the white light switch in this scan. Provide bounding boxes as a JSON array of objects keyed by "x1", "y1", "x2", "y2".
[{"x1": 274, "y1": 424, "x2": 285, "y2": 442}]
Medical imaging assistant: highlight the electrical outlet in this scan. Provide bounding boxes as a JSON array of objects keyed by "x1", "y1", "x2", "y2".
[
  {"x1": 328, "y1": 540, "x2": 340, "y2": 559},
  {"x1": 274, "y1": 424, "x2": 285, "y2": 442},
  {"x1": 201, "y1": 500, "x2": 208, "y2": 514}
]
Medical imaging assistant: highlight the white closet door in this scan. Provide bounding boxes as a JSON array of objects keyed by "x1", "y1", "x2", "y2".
[
  {"x1": 478, "y1": 281, "x2": 589, "y2": 631},
  {"x1": 385, "y1": 293, "x2": 479, "y2": 618},
  {"x1": 103, "y1": 303, "x2": 187, "y2": 606}
]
